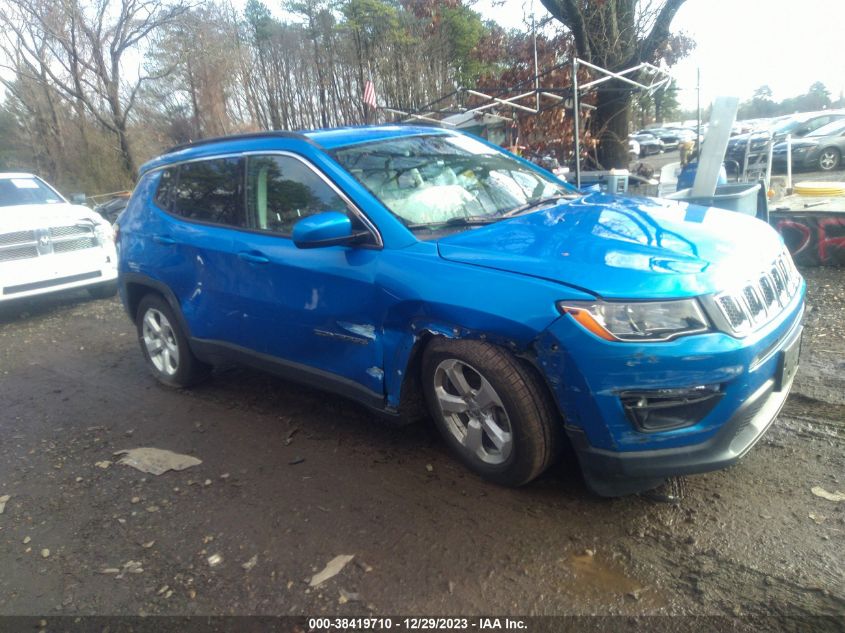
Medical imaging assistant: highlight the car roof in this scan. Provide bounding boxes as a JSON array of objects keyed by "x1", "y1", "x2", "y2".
[
  {"x1": 789, "y1": 109, "x2": 845, "y2": 122},
  {"x1": 0, "y1": 172, "x2": 37, "y2": 179},
  {"x1": 139, "y1": 125, "x2": 450, "y2": 175}
]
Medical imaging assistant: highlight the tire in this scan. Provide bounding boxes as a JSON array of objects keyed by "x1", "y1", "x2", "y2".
[
  {"x1": 819, "y1": 147, "x2": 840, "y2": 171},
  {"x1": 136, "y1": 294, "x2": 209, "y2": 388},
  {"x1": 87, "y1": 281, "x2": 117, "y2": 300},
  {"x1": 421, "y1": 338, "x2": 561, "y2": 487}
]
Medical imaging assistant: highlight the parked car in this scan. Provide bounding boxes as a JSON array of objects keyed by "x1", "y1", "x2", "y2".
[
  {"x1": 629, "y1": 132, "x2": 663, "y2": 156},
  {"x1": 773, "y1": 118, "x2": 845, "y2": 171},
  {"x1": 726, "y1": 111, "x2": 845, "y2": 172},
  {"x1": 117, "y1": 126, "x2": 805, "y2": 497},
  {"x1": 639, "y1": 128, "x2": 680, "y2": 151},
  {"x1": 94, "y1": 193, "x2": 131, "y2": 224},
  {"x1": 0, "y1": 172, "x2": 117, "y2": 303}
]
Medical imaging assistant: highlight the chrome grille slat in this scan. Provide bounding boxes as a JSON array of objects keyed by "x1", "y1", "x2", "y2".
[{"x1": 758, "y1": 275, "x2": 776, "y2": 308}]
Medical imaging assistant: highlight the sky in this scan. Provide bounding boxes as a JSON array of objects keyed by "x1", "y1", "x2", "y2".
[
  {"x1": 475, "y1": 0, "x2": 845, "y2": 110},
  {"x1": 3, "y1": 0, "x2": 842, "y2": 113}
]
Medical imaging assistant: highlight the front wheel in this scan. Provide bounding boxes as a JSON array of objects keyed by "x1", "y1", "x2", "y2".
[
  {"x1": 819, "y1": 148, "x2": 840, "y2": 171},
  {"x1": 422, "y1": 339, "x2": 561, "y2": 486},
  {"x1": 136, "y1": 294, "x2": 209, "y2": 388}
]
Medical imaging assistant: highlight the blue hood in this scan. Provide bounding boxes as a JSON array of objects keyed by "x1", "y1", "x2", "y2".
[{"x1": 437, "y1": 193, "x2": 783, "y2": 299}]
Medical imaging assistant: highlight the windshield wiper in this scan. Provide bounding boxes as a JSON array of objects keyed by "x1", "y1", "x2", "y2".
[
  {"x1": 501, "y1": 194, "x2": 571, "y2": 218},
  {"x1": 406, "y1": 215, "x2": 500, "y2": 230}
]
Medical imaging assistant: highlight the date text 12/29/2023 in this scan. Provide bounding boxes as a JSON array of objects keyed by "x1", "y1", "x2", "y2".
[{"x1": 307, "y1": 617, "x2": 528, "y2": 630}]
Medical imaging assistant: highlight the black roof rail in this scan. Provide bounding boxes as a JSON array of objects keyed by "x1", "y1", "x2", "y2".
[
  {"x1": 393, "y1": 119, "x2": 449, "y2": 129},
  {"x1": 165, "y1": 130, "x2": 320, "y2": 154}
]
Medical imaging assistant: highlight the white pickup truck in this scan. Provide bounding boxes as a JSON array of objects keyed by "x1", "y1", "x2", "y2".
[{"x1": 0, "y1": 173, "x2": 117, "y2": 303}]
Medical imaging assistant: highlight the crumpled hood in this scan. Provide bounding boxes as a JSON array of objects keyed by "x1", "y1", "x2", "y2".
[
  {"x1": 0, "y1": 203, "x2": 106, "y2": 232},
  {"x1": 437, "y1": 193, "x2": 784, "y2": 299}
]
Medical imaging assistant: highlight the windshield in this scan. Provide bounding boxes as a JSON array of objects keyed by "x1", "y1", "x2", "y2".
[
  {"x1": 332, "y1": 134, "x2": 575, "y2": 231},
  {"x1": 0, "y1": 177, "x2": 64, "y2": 207},
  {"x1": 807, "y1": 119, "x2": 845, "y2": 138}
]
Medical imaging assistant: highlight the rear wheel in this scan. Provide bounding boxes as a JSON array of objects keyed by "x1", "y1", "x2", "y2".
[
  {"x1": 422, "y1": 338, "x2": 561, "y2": 486},
  {"x1": 136, "y1": 294, "x2": 209, "y2": 388},
  {"x1": 819, "y1": 148, "x2": 840, "y2": 171}
]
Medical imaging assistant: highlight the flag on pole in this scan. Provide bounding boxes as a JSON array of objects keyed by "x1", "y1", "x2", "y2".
[{"x1": 363, "y1": 80, "x2": 377, "y2": 109}]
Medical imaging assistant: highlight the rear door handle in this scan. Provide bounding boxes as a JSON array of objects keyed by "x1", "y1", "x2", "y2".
[
  {"x1": 152, "y1": 234, "x2": 177, "y2": 245},
  {"x1": 238, "y1": 251, "x2": 270, "y2": 264}
]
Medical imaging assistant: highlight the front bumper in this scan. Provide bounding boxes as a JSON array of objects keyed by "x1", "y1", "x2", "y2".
[
  {"x1": 568, "y1": 341, "x2": 797, "y2": 496},
  {"x1": 0, "y1": 248, "x2": 117, "y2": 302},
  {"x1": 535, "y1": 283, "x2": 805, "y2": 496}
]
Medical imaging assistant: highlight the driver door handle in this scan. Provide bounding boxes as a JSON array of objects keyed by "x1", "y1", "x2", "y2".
[
  {"x1": 238, "y1": 251, "x2": 270, "y2": 264},
  {"x1": 152, "y1": 234, "x2": 177, "y2": 245}
]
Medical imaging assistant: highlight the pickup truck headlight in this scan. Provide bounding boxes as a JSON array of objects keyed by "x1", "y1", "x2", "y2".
[
  {"x1": 557, "y1": 299, "x2": 709, "y2": 342},
  {"x1": 94, "y1": 221, "x2": 114, "y2": 244}
]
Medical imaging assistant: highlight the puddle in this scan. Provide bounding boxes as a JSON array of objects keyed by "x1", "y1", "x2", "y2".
[{"x1": 565, "y1": 553, "x2": 665, "y2": 608}]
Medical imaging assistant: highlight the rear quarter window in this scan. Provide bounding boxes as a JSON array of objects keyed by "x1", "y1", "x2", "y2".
[
  {"x1": 170, "y1": 157, "x2": 245, "y2": 227},
  {"x1": 154, "y1": 168, "x2": 177, "y2": 210}
]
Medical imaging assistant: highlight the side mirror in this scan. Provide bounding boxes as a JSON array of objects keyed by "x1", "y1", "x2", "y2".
[
  {"x1": 292, "y1": 211, "x2": 364, "y2": 249},
  {"x1": 70, "y1": 193, "x2": 87, "y2": 205}
]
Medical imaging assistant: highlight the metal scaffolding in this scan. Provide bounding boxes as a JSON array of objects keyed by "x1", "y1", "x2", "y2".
[{"x1": 381, "y1": 58, "x2": 674, "y2": 187}]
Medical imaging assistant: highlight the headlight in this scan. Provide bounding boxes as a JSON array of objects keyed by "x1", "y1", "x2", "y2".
[
  {"x1": 557, "y1": 299, "x2": 709, "y2": 342},
  {"x1": 94, "y1": 221, "x2": 114, "y2": 244}
]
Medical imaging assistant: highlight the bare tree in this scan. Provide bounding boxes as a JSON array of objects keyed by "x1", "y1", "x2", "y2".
[
  {"x1": 539, "y1": 0, "x2": 688, "y2": 167},
  {"x1": 0, "y1": 0, "x2": 189, "y2": 177}
]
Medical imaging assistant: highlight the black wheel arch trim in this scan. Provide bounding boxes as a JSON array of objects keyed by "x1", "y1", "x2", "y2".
[{"x1": 119, "y1": 272, "x2": 193, "y2": 339}]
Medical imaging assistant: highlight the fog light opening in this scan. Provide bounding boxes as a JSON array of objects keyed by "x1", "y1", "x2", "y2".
[{"x1": 620, "y1": 385, "x2": 724, "y2": 432}]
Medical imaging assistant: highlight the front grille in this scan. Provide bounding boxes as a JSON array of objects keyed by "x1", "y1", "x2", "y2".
[
  {"x1": 0, "y1": 224, "x2": 100, "y2": 262},
  {"x1": 714, "y1": 251, "x2": 801, "y2": 335},
  {"x1": 53, "y1": 237, "x2": 98, "y2": 253},
  {"x1": 0, "y1": 230, "x2": 36, "y2": 246},
  {"x1": 0, "y1": 244, "x2": 39, "y2": 262},
  {"x1": 50, "y1": 225, "x2": 90, "y2": 239},
  {"x1": 0, "y1": 229, "x2": 39, "y2": 262}
]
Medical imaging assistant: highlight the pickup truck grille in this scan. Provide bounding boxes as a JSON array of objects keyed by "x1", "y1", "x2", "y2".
[
  {"x1": 0, "y1": 224, "x2": 99, "y2": 262},
  {"x1": 0, "y1": 230, "x2": 38, "y2": 262},
  {"x1": 714, "y1": 251, "x2": 801, "y2": 334}
]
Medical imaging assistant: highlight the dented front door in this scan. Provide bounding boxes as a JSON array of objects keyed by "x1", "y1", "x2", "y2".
[{"x1": 232, "y1": 233, "x2": 384, "y2": 395}]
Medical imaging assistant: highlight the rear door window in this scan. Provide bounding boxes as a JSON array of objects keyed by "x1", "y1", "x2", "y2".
[{"x1": 171, "y1": 157, "x2": 246, "y2": 227}]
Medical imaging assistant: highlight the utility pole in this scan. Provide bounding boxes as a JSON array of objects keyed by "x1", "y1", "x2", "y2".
[
  {"x1": 532, "y1": 3, "x2": 539, "y2": 112},
  {"x1": 573, "y1": 57, "x2": 581, "y2": 189},
  {"x1": 696, "y1": 67, "x2": 701, "y2": 148}
]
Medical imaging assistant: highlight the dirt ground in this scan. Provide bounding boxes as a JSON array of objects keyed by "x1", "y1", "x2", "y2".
[{"x1": 0, "y1": 267, "x2": 843, "y2": 628}]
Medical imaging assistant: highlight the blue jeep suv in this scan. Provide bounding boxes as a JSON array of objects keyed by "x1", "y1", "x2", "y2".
[{"x1": 117, "y1": 126, "x2": 805, "y2": 496}]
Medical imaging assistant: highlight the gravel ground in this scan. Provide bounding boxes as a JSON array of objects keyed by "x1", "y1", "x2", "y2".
[{"x1": 0, "y1": 268, "x2": 842, "y2": 629}]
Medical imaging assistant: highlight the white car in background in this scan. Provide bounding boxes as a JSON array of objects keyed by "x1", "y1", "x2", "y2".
[{"x1": 0, "y1": 173, "x2": 117, "y2": 303}]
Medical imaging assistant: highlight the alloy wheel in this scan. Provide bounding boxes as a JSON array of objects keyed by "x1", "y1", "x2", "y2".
[
  {"x1": 141, "y1": 308, "x2": 180, "y2": 376},
  {"x1": 819, "y1": 149, "x2": 839, "y2": 171},
  {"x1": 432, "y1": 358, "x2": 513, "y2": 465}
]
